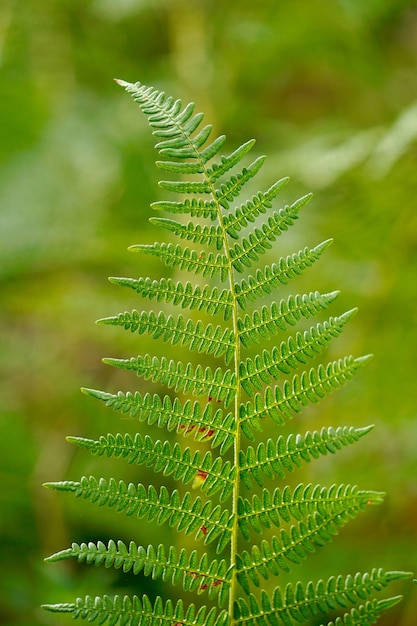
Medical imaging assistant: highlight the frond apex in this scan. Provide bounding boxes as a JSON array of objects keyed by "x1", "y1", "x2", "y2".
[{"x1": 355, "y1": 353, "x2": 374, "y2": 365}]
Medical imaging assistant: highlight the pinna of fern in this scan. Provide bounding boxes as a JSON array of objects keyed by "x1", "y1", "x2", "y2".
[{"x1": 42, "y1": 80, "x2": 412, "y2": 626}]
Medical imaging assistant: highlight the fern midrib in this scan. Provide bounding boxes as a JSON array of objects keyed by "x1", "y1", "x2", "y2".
[
  {"x1": 147, "y1": 94, "x2": 243, "y2": 621},
  {"x1": 200, "y1": 150, "x2": 242, "y2": 625}
]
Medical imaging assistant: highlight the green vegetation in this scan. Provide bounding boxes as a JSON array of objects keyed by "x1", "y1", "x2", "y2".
[{"x1": 1, "y1": 2, "x2": 417, "y2": 625}]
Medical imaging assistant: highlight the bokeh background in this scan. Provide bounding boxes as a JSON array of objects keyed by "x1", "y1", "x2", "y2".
[{"x1": 1, "y1": 0, "x2": 417, "y2": 624}]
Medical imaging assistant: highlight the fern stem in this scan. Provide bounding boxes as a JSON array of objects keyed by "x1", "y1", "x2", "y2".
[
  {"x1": 184, "y1": 132, "x2": 242, "y2": 619},
  {"x1": 208, "y1": 167, "x2": 241, "y2": 624},
  {"x1": 223, "y1": 223, "x2": 241, "y2": 624}
]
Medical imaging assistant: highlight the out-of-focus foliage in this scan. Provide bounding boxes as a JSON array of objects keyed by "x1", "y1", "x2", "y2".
[{"x1": 0, "y1": 1, "x2": 416, "y2": 624}]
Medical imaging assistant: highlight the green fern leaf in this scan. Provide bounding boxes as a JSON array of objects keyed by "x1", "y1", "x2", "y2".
[
  {"x1": 237, "y1": 290, "x2": 340, "y2": 348},
  {"x1": 237, "y1": 483, "x2": 383, "y2": 541},
  {"x1": 158, "y1": 179, "x2": 212, "y2": 195},
  {"x1": 44, "y1": 477, "x2": 233, "y2": 553},
  {"x1": 129, "y1": 242, "x2": 229, "y2": 280},
  {"x1": 235, "y1": 239, "x2": 333, "y2": 308},
  {"x1": 67, "y1": 433, "x2": 235, "y2": 501},
  {"x1": 151, "y1": 197, "x2": 219, "y2": 219},
  {"x1": 205, "y1": 139, "x2": 257, "y2": 183},
  {"x1": 108, "y1": 277, "x2": 233, "y2": 320},
  {"x1": 223, "y1": 176, "x2": 290, "y2": 238},
  {"x1": 236, "y1": 505, "x2": 388, "y2": 593},
  {"x1": 229, "y1": 194, "x2": 312, "y2": 273},
  {"x1": 97, "y1": 310, "x2": 235, "y2": 364},
  {"x1": 234, "y1": 570, "x2": 412, "y2": 626},
  {"x1": 149, "y1": 218, "x2": 224, "y2": 249},
  {"x1": 43, "y1": 593, "x2": 229, "y2": 626},
  {"x1": 323, "y1": 596, "x2": 403, "y2": 626},
  {"x1": 102, "y1": 355, "x2": 236, "y2": 405},
  {"x1": 239, "y1": 425, "x2": 374, "y2": 487},
  {"x1": 45, "y1": 540, "x2": 233, "y2": 603},
  {"x1": 240, "y1": 355, "x2": 372, "y2": 437},
  {"x1": 81, "y1": 387, "x2": 236, "y2": 452},
  {"x1": 239, "y1": 311, "x2": 357, "y2": 397},
  {"x1": 214, "y1": 156, "x2": 266, "y2": 210}
]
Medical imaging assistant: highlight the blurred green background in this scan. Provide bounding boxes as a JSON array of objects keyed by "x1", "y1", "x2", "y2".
[{"x1": 1, "y1": 0, "x2": 417, "y2": 624}]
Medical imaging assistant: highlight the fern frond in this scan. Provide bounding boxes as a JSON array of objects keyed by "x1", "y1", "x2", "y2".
[
  {"x1": 43, "y1": 592, "x2": 229, "y2": 626},
  {"x1": 108, "y1": 277, "x2": 233, "y2": 320},
  {"x1": 234, "y1": 570, "x2": 412, "y2": 626},
  {"x1": 102, "y1": 355, "x2": 236, "y2": 405},
  {"x1": 67, "y1": 433, "x2": 235, "y2": 501},
  {"x1": 239, "y1": 311, "x2": 357, "y2": 397},
  {"x1": 237, "y1": 483, "x2": 384, "y2": 541},
  {"x1": 229, "y1": 194, "x2": 312, "y2": 273},
  {"x1": 128, "y1": 242, "x2": 228, "y2": 280},
  {"x1": 46, "y1": 540, "x2": 233, "y2": 604},
  {"x1": 237, "y1": 290, "x2": 339, "y2": 348},
  {"x1": 44, "y1": 477, "x2": 233, "y2": 553},
  {"x1": 235, "y1": 239, "x2": 333, "y2": 309},
  {"x1": 81, "y1": 388, "x2": 236, "y2": 452},
  {"x1": 240, "y1": 355, "x2": 372, "y2": 436},
  {"x1": 43, "y1": 80, "x2": 409, "y2": 626},
  {"x1": 239, "y1": 425, "x2": 374, "y2": 488},
  {"x1": 97, "y1": 311, "x2": 235, "y2": 364}
]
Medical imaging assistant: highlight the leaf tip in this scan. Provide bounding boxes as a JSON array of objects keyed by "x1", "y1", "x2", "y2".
[
  {"x1": 66, "y1": 435, "x2": 83, "y2": 446},
  {"x1": 357, "y1": 423, "x2": 375, "y2": 437},
  {"x1": 43, "y1": 482, "x2": 57, "y2": 490},
  {"x1": 356, "y1": 353, "x2": 374, "y2": 366},
  {"x1": 41, "y1": 602, "x2": 75, "y2": 614},
  {"x1": 114, "y1": 78, "x2": 131, "y2": 88},
  {"x1": 340, "y1": 307, "x2": 359, "y2": 323},
  {"x1": 95, "y1": 316, "x2": 113, "y2": 325}
]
